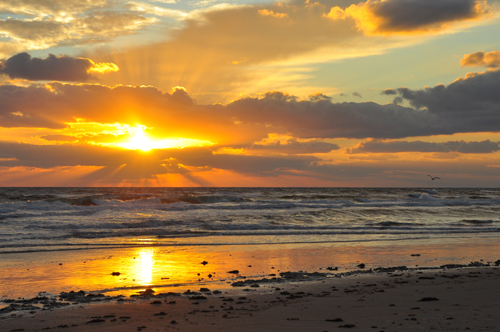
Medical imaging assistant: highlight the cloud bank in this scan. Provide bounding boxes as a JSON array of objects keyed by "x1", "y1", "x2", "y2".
[
  {"x1": 0, "y1": 53, "x2": 118, "y2": 81},
  {"x1": 1, "y1": 68, "x2": 500, "y2": 141},
  {"x1": 348, "y1": 139, "x2": 500, "y2": 154},
  {"x1": 248, "y1": 138, "x2": 340, "y2": 155}
]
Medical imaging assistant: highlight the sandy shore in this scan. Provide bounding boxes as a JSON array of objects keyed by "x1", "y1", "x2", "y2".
[{"x1": 3, "y1": 263, "x2": 500, "y2": 332}]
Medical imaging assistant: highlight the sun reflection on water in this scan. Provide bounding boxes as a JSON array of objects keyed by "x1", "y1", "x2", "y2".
[{"x1": 135, "y1": 248, "x2": 154, "y2": 285}]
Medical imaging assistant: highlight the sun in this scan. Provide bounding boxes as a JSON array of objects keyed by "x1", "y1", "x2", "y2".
[
  {"x1": 121, "y1": 125, "x2": 155, "y2": 151},
  {"x1": 114, "y1": 124, "x2": 214, "y2": 151}
]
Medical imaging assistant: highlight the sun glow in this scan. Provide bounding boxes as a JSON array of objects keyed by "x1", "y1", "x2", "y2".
[
  {"x1": 115, "y1": 125, "x2": 213, "y2": 151},
  {"x1": 120, "y1": 125, "x2": 154, "y2": 151}
]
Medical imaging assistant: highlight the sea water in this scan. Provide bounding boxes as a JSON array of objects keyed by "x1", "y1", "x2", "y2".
[
  {"x1": 1, "y1": 187, "x2": 499, "y2": 254},
  {"x1": 1, "y1": 187, "x2": 500, "y2": 299}
]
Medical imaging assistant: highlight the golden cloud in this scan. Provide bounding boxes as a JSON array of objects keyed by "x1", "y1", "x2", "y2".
[
  {"x1": 461, "y1": 50, "x2": 500, "y2": 68},
  {"x1": 258, "y1": 9, "x2": 289, "y2": 19}
]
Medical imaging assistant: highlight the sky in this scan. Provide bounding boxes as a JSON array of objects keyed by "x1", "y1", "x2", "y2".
[{"x1": 0, "y1": 0, "x2": 499, "y2": 187}]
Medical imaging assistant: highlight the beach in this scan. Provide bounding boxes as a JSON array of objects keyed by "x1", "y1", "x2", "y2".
[
  {"x1": 2, "y1": 237, "x2": 500, "y2": 331},
  {"x1": 2, "y1": 261, "x2": 500, "y2": 331},
  {"x1": 2, "y1": 0, "x2": 500, "y2": 327},
  {"x1": 1, "y1": 187, "x2": 500, "y2": 330}
]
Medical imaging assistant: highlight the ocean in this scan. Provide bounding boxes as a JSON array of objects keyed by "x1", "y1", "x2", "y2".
[
  {"x1": 1, "y1": 187, "x2": 499, "y2": 254},
  {"x1": 2, "y1": 187, "x2": 500, "y2": 299}
]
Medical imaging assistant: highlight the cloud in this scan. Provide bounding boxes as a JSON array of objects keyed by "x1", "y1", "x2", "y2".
[
  {"x1": 348, "y1": 139, "x2": 500, "y2": 154},
  {"x1": 0, "y1": 141, "x2": 320, "y2": 179},
  {"x1": 394, "y1": 69, "x2": 500, "y2": 120},
  {"x1": 39, "y1": 135, "x2": 79, "y2": 142},
  {"x1": 461, "y1": 50, "x2": 500, "y2": 68},
  {"x1": 0, "y1": 138, "x2": 498, "y2": 186},
  {"x1": 352, "y1": 91, "x2": 362, "y2": 98},
  {"x1": 248, "y1": 138, "x2": 340, "y2": 154},
  {"x1": 0, "y1": 53, "x2": 118, "y2": 81},
  {"x1": 0, "y1": 83, "x2": 270, "y2": 144},
  {"x1": 84, "y1": 1, "x2": 496, "y2": 102},
  {"x1": 0, "y1": 0, "x2": 109, "y2": 16},
  {"x1": 258, "y1": 9, "x2": 289, "y2": 19},
  {"x1": 326, "y1": 0, "x2": 491, "y2": 36},
  {"x1": 381, "y1": 88, "x2": 397, "y2": 95},
  {"x1": 92, "y1": 1, "x2": 407, "y2": 101},
  {"x1": 309, "y1": 93, "x2": 332, "y2": 101},
  {"x1": 126, "y1": 2, "x2": 188, "y2": 19},
  {"x1": 0, "y1": 10, "x2": 156, "y2": 52},
  {"x1": 2, "y1": 68, "x2": 500, "y2": 142}
]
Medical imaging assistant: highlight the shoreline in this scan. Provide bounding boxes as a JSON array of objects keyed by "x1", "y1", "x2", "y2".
[
  {"x1": 3, "y1": 237, "x2": 500, "y2": 331},
  {"x1": 2, "y1": 236, "x2": 500, "y2": 299},
  {"x1": 2, "y1": 263, "x2": 500, "y2": 331}
]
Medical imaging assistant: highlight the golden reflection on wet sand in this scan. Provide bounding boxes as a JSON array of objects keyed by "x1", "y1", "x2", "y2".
[
  {"x1": 1, "y1": 237, "x2": 500, "y2": 299},
  {"x1": 136, "y1": 248, "x2": 153, "y2": 285}
]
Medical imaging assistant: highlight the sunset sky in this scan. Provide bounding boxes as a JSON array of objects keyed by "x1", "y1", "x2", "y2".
[{"x1": 0, "y1": 0, "x2": 499, "y2": 186}]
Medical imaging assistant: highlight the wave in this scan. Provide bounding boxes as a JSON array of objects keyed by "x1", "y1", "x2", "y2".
[
  {"x1": 1, "y1": 188, "x2": 500, "y2": 212},
  {"x1": 161, "y1": 195, "x2": 246, "y2": 204},
  {"x1": 2, "y1": 188, "x2": 500, "y2": 254},
  {"x1": 460, "y1": 219, "x2": 498, "y2": 225},
  {"x1": 373, "y1": 221, "x2": 422, "y2": 227},
  {"x1": 19, "y1": 218, "x2": 498, "y2": 237}
]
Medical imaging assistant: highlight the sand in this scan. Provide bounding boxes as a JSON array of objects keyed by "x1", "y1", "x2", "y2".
[{"x1": 2, "y1": 264, "x2": 500, "y2": 332}]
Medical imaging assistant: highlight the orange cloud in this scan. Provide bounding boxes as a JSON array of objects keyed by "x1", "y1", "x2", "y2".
[
  {"x1": 326, "y1": 0, "x2": 491, "y2": 36},
  {"x1": 89, "y1": 2, "x2": 374, "y2": 102},
  {"x1": 3, "y1": 69, "x2": 500, "y2": 146},
  {"x1": 461, "y1": 50, "x2": 500, "y2": 68},
  {"x1": 258, "y1": 9, "x2": 289, "y2": 19}
]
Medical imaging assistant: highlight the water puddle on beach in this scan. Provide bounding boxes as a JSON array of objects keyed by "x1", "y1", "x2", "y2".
[{"x1": 1, "y1": 237, "x2": 500, "y2": 300}]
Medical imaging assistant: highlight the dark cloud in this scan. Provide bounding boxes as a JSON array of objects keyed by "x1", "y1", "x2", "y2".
[
  {"x1": 39, "y1": 135, "x2": 79, "y2": 142},
  {"x1": 348, "y1": 140, "x2": 500, "y2": 154},
  {"x1": 39, "y1": 133, "x2": 129, "y2": 143},
  {"x1": 392, "y1": 96, "x2": 403, "y2": 105},
  {"x1": 381, "y1": 88, "x2": 397, "y2": 95},
  {"x1": 395, "y1": 69, "x2": 500, "y2": 120},
  {"x1": 309, "y1": 93, "x2": 332, "y2": 102},
  {"x1": 0, "y1": 53, "x2": 117, "y2": 81},
  {"x1": 461, "y1": 50, "x2": 500, "y2": 68},
  {"x1": 372, "y1": 0, "x2": 487, "y2": 31},
  {"x1": 229, "y1": 68, "x2": 500, "y2": 138},
  {"x1": 352, "y1": 92, "x2": 362, "y2": 98},
  {"x1": 227, "y1": 92, "x2": 440, "y2": 139},
  {"x1": 248, "y1": 138, "x2": 340, "y2": 154},
  {"x1": 337, "y1": 0, "x2": 491, "y2": 35}
]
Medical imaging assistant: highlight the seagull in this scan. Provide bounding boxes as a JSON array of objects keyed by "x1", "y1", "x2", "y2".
[{"x1": 428, "y1": 175, "x2": 441, "y2": 180}]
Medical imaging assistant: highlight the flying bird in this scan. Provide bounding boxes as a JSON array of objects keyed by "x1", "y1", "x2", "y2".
[{"x1": 428, "y1": 175, "x2": 441, "y2": 180}]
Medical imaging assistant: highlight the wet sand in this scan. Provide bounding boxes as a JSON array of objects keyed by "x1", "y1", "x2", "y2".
[
  {"x1": 2, "y1": 238, "x2": 500, "y2": 331},
  {"x1": 3, "y1": 237, "x2": 500, "y2": 299},
  {"x1": 2, "y1": 264, "x2": 500, "y2": 331}
]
